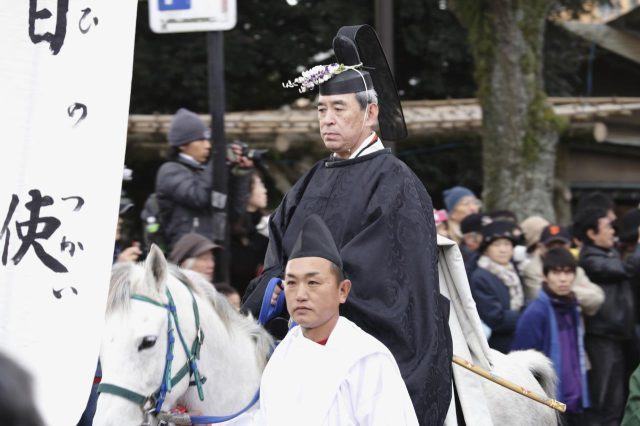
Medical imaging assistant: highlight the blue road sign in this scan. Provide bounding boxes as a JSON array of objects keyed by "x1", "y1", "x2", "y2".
[{"x1": 158, "y1": 0, "x2": 191, "y2": 11}]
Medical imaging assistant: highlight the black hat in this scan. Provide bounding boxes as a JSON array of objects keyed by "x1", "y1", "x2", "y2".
[
  {"x1": 488, "y1": 210, "x2": 519, "y2": 224},
  {"x1": 540, "y1": 224, "x2": 572, "y2": 246},
  {"x1": 330, "y1": 25, "x2": 407, "y2": 141},
  {"x1": 289, "y1": 214, "x2": 342, "y2": 270},
  {"x1": 480, "y1": 221, "x2": 517, "y2": 252},
  {"x1": 618, "y1": 208, "x2": 640, "y2": 243},
  {"x1": 461, "y1": 213, "x2": 488, "y2": 234},
  {"x1": 283, "y1": 25, "x2": 407, "y2": 141},
  {"x1": 169, "y1": 233, "x2": 221, "y2": 265},
  {"x1": 319, "y1": 68, "x2": 374, "y2": 95}
]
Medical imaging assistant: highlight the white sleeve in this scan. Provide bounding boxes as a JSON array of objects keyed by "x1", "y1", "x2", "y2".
[{"x1": 344, "y1": 353, "x2": 419, "y2": 426}]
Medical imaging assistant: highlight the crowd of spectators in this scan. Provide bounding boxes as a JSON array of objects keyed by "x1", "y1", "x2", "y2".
[{"x1": 435, "y1": 185, "x2": 640, "y2": 426}]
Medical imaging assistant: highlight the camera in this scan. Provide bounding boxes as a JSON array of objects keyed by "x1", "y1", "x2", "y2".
[
  {"x1": 228, "y1": 140, "x2": 269, "y2": 171},
  {"x1": 235, "y1": 140, "x2": 268, "y2": 162}
]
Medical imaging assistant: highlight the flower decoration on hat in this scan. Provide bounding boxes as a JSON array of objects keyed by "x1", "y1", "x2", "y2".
[{"x1": 282, "y1": 62, "x2": 362, "y2": 93}]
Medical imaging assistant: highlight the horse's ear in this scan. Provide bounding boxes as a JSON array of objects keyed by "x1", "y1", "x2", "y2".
[{"x1": 144, "y1": 244, "x2": 168, "y2": 293}]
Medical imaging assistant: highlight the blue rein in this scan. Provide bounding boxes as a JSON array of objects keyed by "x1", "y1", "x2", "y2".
[
  {"x1": 101, "y1": 277, "x2": 286, "y2": 425},
  {"x1": 187, "y1": 278, "x2": 285, "y2": 424},
  {"x1": 187, "y1": 389, "x2": 261, "y2": 424},
  {"x1": 259, "y1": 277, "x2": 286, "y2": 325}
]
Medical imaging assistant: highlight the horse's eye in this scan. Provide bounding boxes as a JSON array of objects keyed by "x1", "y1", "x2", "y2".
[{"x1": 138, "y1": 336, "x2": 157, "y2": 351}]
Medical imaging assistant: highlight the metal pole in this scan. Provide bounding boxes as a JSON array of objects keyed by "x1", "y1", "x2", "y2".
[{"x1": 207, "y1": 31, "x2": 229, "y2": 283}]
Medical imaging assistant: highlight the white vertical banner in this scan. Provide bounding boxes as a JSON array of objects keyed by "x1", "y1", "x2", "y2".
[{"x1": 0, "y1": 1, "x2": 138, "y2": 425}]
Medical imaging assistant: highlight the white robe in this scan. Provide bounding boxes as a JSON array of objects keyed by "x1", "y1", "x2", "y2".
[{"x1": 241, "y1": 316, "x2": 418, "y2": 426}]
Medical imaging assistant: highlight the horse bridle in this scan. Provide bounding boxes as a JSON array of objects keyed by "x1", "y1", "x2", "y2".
[{"x1": 98, "y1": 281, "x2": 205, "y2": 425}]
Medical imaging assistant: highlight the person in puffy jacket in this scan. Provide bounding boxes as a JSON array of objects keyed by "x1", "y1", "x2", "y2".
[
  {"x1": 155, "y1": 108, "x2": 252, "y2": 249},
  {"x1": 154, "y1": 108, "x2": 215, "y2": 248},
  {"x1": 573, "y1": 207, "x2": 640, "y2": 426}
]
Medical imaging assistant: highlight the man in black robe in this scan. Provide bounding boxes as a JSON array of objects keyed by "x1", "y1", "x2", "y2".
[{"x1": 242, "y1": 25, "x2": 452, "y2": 425}]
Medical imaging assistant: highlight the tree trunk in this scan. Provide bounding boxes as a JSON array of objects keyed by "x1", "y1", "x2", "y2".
[{"x1": 453, "y1": 0, "x2": 565, "y2": 222}]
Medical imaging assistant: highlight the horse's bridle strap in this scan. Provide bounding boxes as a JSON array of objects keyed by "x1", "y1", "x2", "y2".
[
  {"x1": 100, "y1": 279, "x2": 205, "y2": 417},
  {"x1": 97, "y1": 383, "x2": 149, "y2": 407},
  {"x1": 131, "y1": 294, "x2": 166, "y2": 308}
]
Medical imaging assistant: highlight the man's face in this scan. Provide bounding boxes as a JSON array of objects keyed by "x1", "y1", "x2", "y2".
[
  {"x1": 179, "y1": 139, "x2": 211, "y2": 164},
  {"x1": 192, "y1": 250, "x2": 215, "y2": 282},
  {"x1": 317, "y1": 93, "x2": 378, "y2": 158},
  {"x1": 589, "y1": 217, "x2": 615, "y2": 249},
  {"x1": 545, "y1": 267, "x2": 575, "y2": 296},
  {"x1": 284, "y1": 256, "x2": 351, "y2": 341},
  {"x1": 450, "y1": 196, "x2": 481, "y2": 222}
]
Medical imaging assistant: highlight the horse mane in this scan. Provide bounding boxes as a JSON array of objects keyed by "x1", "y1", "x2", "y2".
[
  {"x1": 107, "y1": 261, "x2": 273, "y2": 371},
  {"x1": 171, "y1": 267, "x2": 274, "y2": 370}
]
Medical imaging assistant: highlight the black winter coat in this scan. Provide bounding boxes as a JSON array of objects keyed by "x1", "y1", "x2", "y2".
[
  {"x1": 470, "y1": 267, "x2": 521, "y2": 353},
  {"x1": 579, "y1": 244, "x2": 640, "y2": 339},
  {"x1": 155, "y1": 157, "x2": 214, "y2": 247}
]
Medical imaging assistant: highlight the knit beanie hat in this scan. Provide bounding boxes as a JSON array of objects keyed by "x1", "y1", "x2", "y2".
[
  {"x1": 443, "y1": 186, "x2": 476, "y2": 213},
  {"x1": 519, "y1": 215, "x2": 550, "y2": 249},
  {"x1": 168, "y1": 108, "x2": 210, "y2": 147}
]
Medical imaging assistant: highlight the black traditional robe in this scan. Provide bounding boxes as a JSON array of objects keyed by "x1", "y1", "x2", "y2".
[{"x1": 242, "y1": 149, "x2": 452, "y2": 425}]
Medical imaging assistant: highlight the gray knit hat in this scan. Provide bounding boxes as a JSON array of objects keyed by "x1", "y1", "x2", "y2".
[{"x1": 168, "y1": 108, "x2": 210, "y2": 147}]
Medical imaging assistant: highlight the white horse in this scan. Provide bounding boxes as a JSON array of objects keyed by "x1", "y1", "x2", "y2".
[
  {"x1": 482, "y1": 349, "x2": 558, "y2": 425},
  {"x1": 94, "y1": 245, "x2": 273, "y2": 426},
  {"x1": 438, "y1": 235, "x2": 559, "y2": 425},
  {"x1": 95, "y1": 239, "x2": 558, "y2": 425}
]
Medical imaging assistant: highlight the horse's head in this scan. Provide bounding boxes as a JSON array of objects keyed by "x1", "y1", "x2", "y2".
[{"x1": 94, "y1": 245, "x2": 191, "y2": 426}]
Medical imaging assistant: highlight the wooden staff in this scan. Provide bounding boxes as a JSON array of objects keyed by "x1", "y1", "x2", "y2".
[{"x1": 452, "y1": 355, "x2": 566, "y2": 413}]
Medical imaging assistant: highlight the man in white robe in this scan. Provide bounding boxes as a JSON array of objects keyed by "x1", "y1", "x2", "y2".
[{"x1": 248, "y1": 214, "x2": 417, "y2": 425}]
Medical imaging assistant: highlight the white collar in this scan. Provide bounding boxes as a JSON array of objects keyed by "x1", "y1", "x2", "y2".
[
  {"x1": 178, "y1": 152, "x2": 200, "y2": 165},
  {"x1": 348, "y1": 132, "x2": 384, "y2": 159}
]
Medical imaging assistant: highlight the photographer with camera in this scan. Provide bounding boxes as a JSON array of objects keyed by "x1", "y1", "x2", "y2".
[{"x1": 152, "y1": 108, "x2": 254, "y2": 250}]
